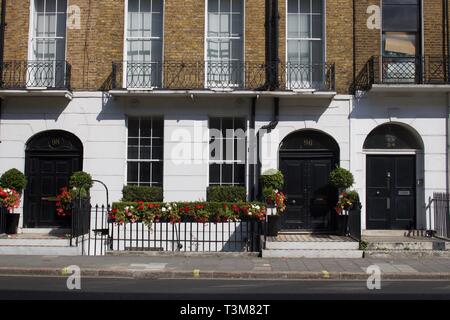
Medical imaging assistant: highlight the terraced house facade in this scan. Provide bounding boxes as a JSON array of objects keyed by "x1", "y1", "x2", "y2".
[{"x1": 0, "y1": 0, "x2": 449, "y2": 236}]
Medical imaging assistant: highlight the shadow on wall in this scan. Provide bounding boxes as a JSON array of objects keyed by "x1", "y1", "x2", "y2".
[{"x1": 1, "y1": 97, "x2": 70, "y2": 121}]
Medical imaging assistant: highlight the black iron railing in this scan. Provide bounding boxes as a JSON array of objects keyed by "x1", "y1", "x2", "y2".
[
  {"x1": 0, "y1": 207, "x2": 7, "y2": 234},
  {"x1": 108, "y1": 220, "x2": 264, "y2": 253},
  {"x1": 429, "y1": 193, "x2": 450, "y2": 239},
  {"x1": 354, "y1": 56, "x2": 450, "y2": 91},
  {"x1": 111, "y1": 61, "x2": 335, "y2": 92},
  {"x1": 0, "y1": 60, "x2": 71, "y2": 90},
  {"x1": 70, "y1": 198, "x2": 91, "y2": 247}
]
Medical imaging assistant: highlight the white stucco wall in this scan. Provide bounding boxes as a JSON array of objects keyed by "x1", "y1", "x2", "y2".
[
  {"x1": 0, "y1": 91, "x2": 448, "y2": 231},
  {"x1": 351, "y1": 92, "x2": 448, "y2": 230}
]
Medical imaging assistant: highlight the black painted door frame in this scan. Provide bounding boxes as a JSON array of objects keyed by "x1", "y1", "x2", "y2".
[
  {"x1": 279, "y1": 151, "x2": 338, "y2": 232},
  {"x1": 366, "y1": 154, "x2": 416, "y2": 230},
  {"x1": 24, "y1": 152, "x2": 82, "y2": 228},
  {"x1": 23, "y1": 130, "x2": 83, "y2": 228}
]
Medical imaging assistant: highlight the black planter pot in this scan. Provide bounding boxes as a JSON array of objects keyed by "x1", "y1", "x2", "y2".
[
  {"x1": 267, "y1": 215, "x2": 280, "y2": 237},
  {"x1": 5, "y1": 213, "x2": 20, "y2": 235},
  {"x1": 337, "y1": 214, "x2": 349, "y2": 236}
]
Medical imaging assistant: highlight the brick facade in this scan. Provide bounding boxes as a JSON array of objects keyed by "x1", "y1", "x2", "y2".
[{"x1": 2, "y1": 0, "x2": 450, "y2": 93}]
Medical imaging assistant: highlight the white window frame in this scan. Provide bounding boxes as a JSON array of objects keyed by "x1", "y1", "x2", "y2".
[
  {"x1": 28, "y1": 0, "x2": 68, "y2": 88},
  {"x1": 126, "y1": 116, "x2": 164, "y2": 187},
  {"x1": 285, "y1": 0, "x2": 326, "y2": 90},
  {"x1": 205, "y1": 0, "x2": 245, "y2": 89},
  {"x1": 208, "y1": 117, "x2": 247, "y2": 187},
  {"x1": 123, "y1": 0, "x2": 165, "y2": 89}
]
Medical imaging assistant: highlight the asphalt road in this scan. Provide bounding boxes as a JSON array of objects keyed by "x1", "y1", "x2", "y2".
[{"x1": 0, "y1": 276, "x2": 450, "y2": 300}]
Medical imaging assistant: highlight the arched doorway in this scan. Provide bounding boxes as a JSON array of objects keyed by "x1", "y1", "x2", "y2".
[
  {"x1": 24, "y1": 130, "x2": 83, "y2": 228},
  {"x1": 279, "y1": 130, "x2": 340, "y2": 231},
  {"x1": 364, "y1": 123, "x2": 423, "y2": 230}
]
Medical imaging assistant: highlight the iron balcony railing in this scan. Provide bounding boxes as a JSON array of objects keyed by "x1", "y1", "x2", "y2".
[
  {"x1": 111, "y1": 61, "x2": 335, "y2": 92},
  {"x1": 354, "y1": 55, "x2": 450, "y2": 91},
  {"x1": 0, "y1": 60, "x2": 72, "y2": 90}
]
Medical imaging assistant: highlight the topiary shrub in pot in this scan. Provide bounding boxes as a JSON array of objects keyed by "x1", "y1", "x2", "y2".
[
  {"x1": 69, "y1": 171, "x2": 94, "y2": 199},
  {"x1": 0, "y1": 169, "x2": 27, "y2": 234},
  {"x1": 329, "y1": 167, "x2": 357, "y2": 236},
  {"x1": 260, "y1": 169, "x2": 286, "y2": 237},
  {"x1": 0, "y1": 168, "x2": 27, "y2": 194}
]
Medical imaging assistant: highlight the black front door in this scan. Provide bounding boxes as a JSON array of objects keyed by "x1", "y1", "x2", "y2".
[
  {"x1": 280, "y1": 156, "x2": 335, "y2": 231},
  {"x1": 24, "y1": 156, "x2": 81, "y2": 228},
  {"x1": 366, "y1": 155, "x2": 416, "y2": 230}
]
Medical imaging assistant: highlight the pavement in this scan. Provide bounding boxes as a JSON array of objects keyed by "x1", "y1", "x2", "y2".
[{"x1": 0, "y1": 254, "x2": 450, "y2": 280}]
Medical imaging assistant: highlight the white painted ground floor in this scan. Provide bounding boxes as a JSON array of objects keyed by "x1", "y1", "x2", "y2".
[{"x1": 0, "y1": 91, "x2": 448, "y2": 232}]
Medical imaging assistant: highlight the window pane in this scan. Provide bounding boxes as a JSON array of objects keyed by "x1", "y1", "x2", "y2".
[
  {"x1": 288, "y1": 0, "x2": 299, "y2": 13},
  {"x1": 299, "y1": 14, "x2": 310, "y2": 38},
  {"x1": 287, "y1": 14, "x2": 299, "y2": 38},
  {"x1": 288, "y1": 40, "x2": 300, "y2": 61},
  {"x1": 234, "y1": 164, "x2": 246, "y2": 185},
  {"x1": 383, "y1": 3, "x2": 419, "y2": 32},
  {"x1": 153, "y1": 118, "x2": 164, "y2": 137},
  {"x1": 140, "y1": 146, "x2": 150, "y2": 159},
  {"x1": 46, "y1": 0, "x2": 57, "y2": 12},
  {"x1": 128, "y1": 118, "x2": 139, "y2": 137},
  {"x1": 231, "y1": 13, "x2": 242, "y2": 37},
  {"x1": 152, "y1": 13, "x2": 163, "y2": 37},
  {"x1": 140, "y1": 118, "x2": 152, "y2": 137},
  {"x1": 383, "y1": 32, "x2": 417, "y2": 56},
  {"x1": 210, "y1": 164, "x2": 220, "y2": 183},
  {"x1": 232, "y1": 0, "x2": 243, "y2": 13},
  {"x1": 312, "y1": 0, "x2": 322, "y2": 13},
  {"x1": 140, "y1": 162, "x2": 151, "y2": 183},
  {"x1": 208, "y1": 0, "x2": 219, "y2": 12},
  {"x1": 152, "y1": 0, "x2": 163, "y2": 13},
  {"x1": 35, "y1": 0, "x2": 45, "y2": 12},
  {"x1": 222, "y1": 164, "x2": 233, "y2": 184},
  {"x1": 220, "y1": 13, "x2": 230, "y2": 36},
  {"x1": 312, "y1": 40, "x2": 323, "y2": 64},
  {"x1": 128, "y1": 146, "x2": 139, "y2": 159},
  {"x1": 312, "y1": 14, "x2": 322, "y2": 39},
  {"x1": 152, "y1": 162, "x2": 163, "y2": 185},
  {"x1": 300, "y1": 40, "x2": 310, "y2": 64},
  {"x1": 152, "y1": 146, "x2": 163, "y2": 160},
  {"x1": 127, "y1": 162, "x2": 138, "y2": 183},
  {"x1": 210, "y1": 118, "x2": 221, "y2": 131},
  {"x1": 56, "y1": 13, "x2": 66, "y2": 37},
  {"x1": 300, "y1": 0, "x2": 310, "y2": 13},
  {"x1": 141, "y1": 0, "x2": 151, "y2": 12},
  {"x1": 220, "y1": 0, "x2": 231, "y2": 12}
]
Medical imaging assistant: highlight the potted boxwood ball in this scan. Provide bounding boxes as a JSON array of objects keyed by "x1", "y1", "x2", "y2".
[
  {"x1": 260, "y1": 169, "x2": 285, "y2": 237},
  {"x1": 0, "y1": 169, "x2": 27, "y2": 234}
]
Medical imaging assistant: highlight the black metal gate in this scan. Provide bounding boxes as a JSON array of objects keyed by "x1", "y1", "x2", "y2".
[{"x1": 430, "y1": 193, "x2": 450, "y2": 239}]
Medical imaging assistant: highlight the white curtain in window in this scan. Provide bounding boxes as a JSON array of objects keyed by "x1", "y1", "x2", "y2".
[
  {"x1": 206, "y1": 0, "x2": 244, "y2": 87},
  {"x1": 126, "y1": 0, "x2": 163, "y2": 88},
  {"x1": 286, "y1": 0, "x2": 324, "y2": 89}
]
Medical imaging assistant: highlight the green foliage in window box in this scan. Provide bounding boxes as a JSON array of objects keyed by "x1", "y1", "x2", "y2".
[
  {"x1": 122, "y1": 185, "x2": 164, "y2": 202},
  {"x1": 329, "y1": 167, "x2": 354, "y2": 190},
  {"x1": 260, "y1": 169, "x2": 284, "y2": 190},
  {"x1": 110, "y1": 201, "x2": 267, "y2": 225},
  {"x1": 0, "y1": 169, "x2": 27, "y2": 193},
  {"x1": 206, "y1": 186, "x2": 247, "y2": 202}
]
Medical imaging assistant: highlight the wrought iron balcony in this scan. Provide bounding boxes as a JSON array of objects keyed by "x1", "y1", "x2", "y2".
[
  {"x1": 110, "y1": 61, "x2": 335, "y2": 92},
  {"x1": 0, "y1": 60, "x2": 71, "y2": 90},
  {"x1": 354, "y1": 56, "x2": 450, "y2": 91}
]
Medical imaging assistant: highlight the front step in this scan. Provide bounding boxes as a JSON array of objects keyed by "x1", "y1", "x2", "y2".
[
  {"x1": 362, "y1": 230, "x2": 428, "y2": 237},
  {"x1": 365, "y1": 240, "x2": 447, "y2": 251},
  {"x1": 263, "y1": 234, "x2": 363, "y2": 258},
  {"x1": 262, "y1": 249, "x2": 363, "y2": 258},
  {"x1": 0, "y1": 233, "x2": 78, "y2": 256},
  {"x1": 266, "y1": 241, "x2": 359, "y2": 250}
]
